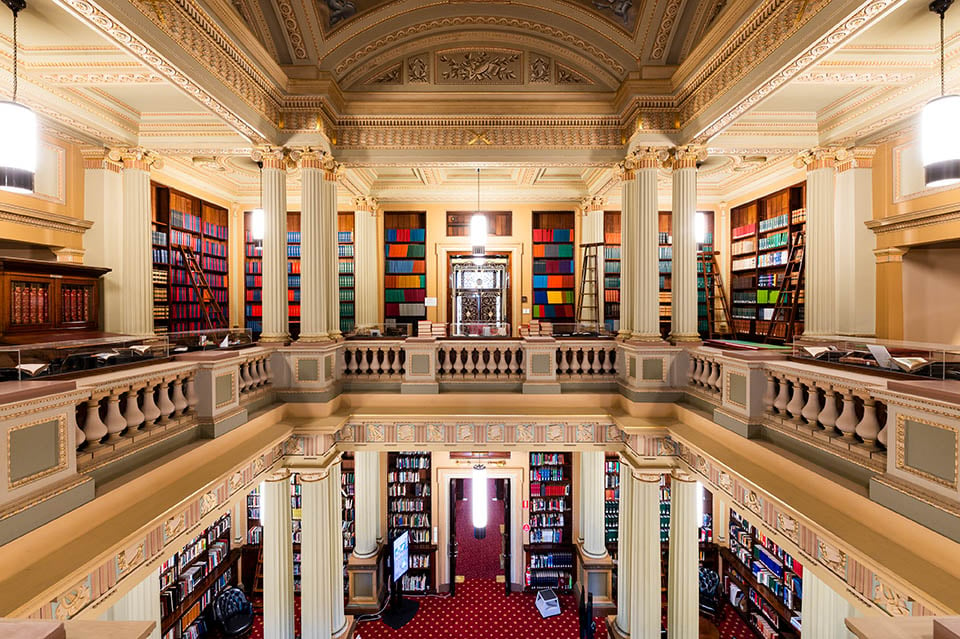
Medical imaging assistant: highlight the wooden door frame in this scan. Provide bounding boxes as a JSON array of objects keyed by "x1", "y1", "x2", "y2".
[{"x1": 445, "y1": 251, "x2": 513, "y2": 336}]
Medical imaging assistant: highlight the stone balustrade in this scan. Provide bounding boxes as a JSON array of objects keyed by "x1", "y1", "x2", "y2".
[
  {"x1": 555, "y1": 340, "x2": 617, "y2": 379},
  {"x1": 341, "y1": 341, "x2": 405, "y2": 379},
  {"x1": 687, "y1": 350, "x2": 723, "y2": 397},
  {"x1": 437, "y1": 340, "x2": 524, "y2": 380}
]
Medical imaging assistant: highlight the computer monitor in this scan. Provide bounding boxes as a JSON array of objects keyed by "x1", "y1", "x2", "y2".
[{"x1": 392, "y1": 531, "x2": 409, "y2": 583}]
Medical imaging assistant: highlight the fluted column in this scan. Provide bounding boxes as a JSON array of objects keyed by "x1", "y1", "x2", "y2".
[
  {"x1": 802, "y1": 570, "x2": 859, "y2": 638},
  {"x1": 614, "y1": 458, "x2": 633, "y2": 635},
  {"x1": 262, "y1": 470, "x2": 295, "y2": 639},
  {"x1": 670, "y1": 146, "x2": 700, "y2": 341},
  {"x1": 354, "y1": 450, "x2": 380, "y2": 558},
  {"x1": 329, "y1": 460, "x2": 347, "y2": 635},
  {"x1": 299, "y1": 152, "x2": 328, "y2": 341},
  {"x1": 82, "y1": 150, "x2": 124, "y2": 333},
  {"x1": 581, "y1": 196, "x2": 605, "y2": 328},
  {"x1": 257, "y1": 149, "x2": 290, "y2": 342},
  {"x1": 667, "y1": 471, "x2": 698, "y2": 639},
  {"x1": 354, "y1": 196, "x2": 379, "y2": 328},
  {"x1": 323, "y1": 161, "x2": 341, "y2": 340},
  {"x1": 630, "y1": 472, "x2": 662, "y2": 638},
  {"x1": 835, "y1": 149, "x2": 876, "y2": 337},
  {"x1": 121, "y1": 150, "x2": 158, "y2": 336},
  {"x1": 301, "y1": 471, "x2": 333, "y2": 639},
  {"x1": 803, "y1": 148, "x2": 838, "y2": 336},
  {"x1": 580, "y1": 450, "x2": 606, "y2": 558},
  {"x1": 618, "y1": 162, "x2": 637, "y2": 338},
  {"x1": 99, "y1": 566, "x2": 161, "y2": 639},
  {"x1": 635, "y1": 149, "x2": 662, "y2": 340}
]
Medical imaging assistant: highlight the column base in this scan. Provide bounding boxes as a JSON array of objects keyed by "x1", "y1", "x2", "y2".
[
  {"x1": 574, "y1": 542, "x2": 616, "y2": 617},
  {"x1": 295, "y1": 333, "x2": 332, "y2": 343},
  {"x1": 605, "y1": 615, "x2": 630, "y2": 639},
  {"x1": 333, "y1": 615, "x2": 356, "y2": 639},
  {"x1": 346, "y1": 543, "x2": 387, "y2": 614},
  {"x1": 669, "y1": 333, "x2": 702, "y2": 344},
  {"x1": 629, "y1": 332, "x2": 667, "y2": 343},
  {"x1": 259, "y1": 333, "x2": 290, "y2": 344}
]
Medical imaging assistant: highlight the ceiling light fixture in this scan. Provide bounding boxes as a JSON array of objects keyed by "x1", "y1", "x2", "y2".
[
  {"x1": 0, "y1": 0, "x2": 37, "y2": 193},
  {"x1": 472, "y1": 464, "x2": 488, "y2": 540},
  {"x1": 470, "y1": 168, "x2": 487, "y2": 257},
  {"x1": 923, "y1": 0, "x2": 960, "y2": 187}
]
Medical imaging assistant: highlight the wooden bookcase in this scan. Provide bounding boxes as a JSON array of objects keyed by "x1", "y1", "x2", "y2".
[
  {"x1": 341, "y1": 452, "x2": 355, "y2": 600},
  {"x1": 729, "y1": 183, "x2": 806, "y2": 341},
  {"x1": 159, "y1": 513, "x2": 238, "y2": 639},
  {"x1": 338, "y1": 212, "x2": 356, "y2": 335},
  {"x1": 725, "y1": 509, "x2": 803, "y2": 638},
  {"x1": 243, "y1": 211, "x2": 302, "y2": 339},
  {"x1": 656, "y1": 211, "x2": 716, "y2": 337},
  {"x1": 525, "y1": 452, "x2": 575, "y2": 591},
  {"x1": 604, "y1": 454, "x2": 620, "y2": 551},
  {"x1": 151, "y1": 185, "x2": 229, "y2": 334},
  {"x1": 532, "y1": 211, "x2": 576, "y2": 327},
  {"x1": 383, "y1": 212, "x2": 426, "y2": 336},
  {"x1": 387, "y1": 451, "x2": 435, "y2": 593},
  {"x1": 603, "y1": 211, "x2": 621, "y2": 334}
]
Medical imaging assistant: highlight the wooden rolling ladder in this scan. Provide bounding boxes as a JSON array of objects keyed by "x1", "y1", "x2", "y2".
[
  {"x1": 697, "y1": 251, "x2": 734, "y2": 339},
  {"x1": 764, "y1": 230, "x2": 806, "y2": 343},
  {"x1": 176, "y1": 245, "x2": 227, "y2": 330},
  {"x1": 576, "y1": 243, "x2": 603, "y2": 333}
]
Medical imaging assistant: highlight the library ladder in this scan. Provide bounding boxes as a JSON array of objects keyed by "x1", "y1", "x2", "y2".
[
  {"x1": 176, "y1": 245, "x2": 227, "y2": 330},
  {"x1": 251, "y1": 546, "x2": 264, "y2": 608},
  {"x1": 576, "y1": 243, "x2": 603, "y2": 333},
  {"x1": 697, "y1": 251, "x2": 734, "y2": 339},
  {"x1": 763, "y1": 230, "x2": 806, "y2": 343}
]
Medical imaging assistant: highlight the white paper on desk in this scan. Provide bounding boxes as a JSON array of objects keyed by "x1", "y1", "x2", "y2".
[
  {"x1": 220, "y1": 335, "x2": 230, "y2": 348},
  {"x1": 867, "y1": 344, "x2": 893, "y2": 368},
  {"x1": 94, "y1": 351, "x2": 119, "y2": 361}
]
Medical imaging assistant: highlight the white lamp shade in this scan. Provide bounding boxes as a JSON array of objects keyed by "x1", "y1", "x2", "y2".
[
  {"x1": 0, "y1": 101, "x2": 37, "y2": 193},
  {"x1": 922, "y1": 95, "x2": 960, "y2": 187},
  {"x1": 250, "y1": 208, "x2": 265, "y2": 240},
  {"x1": 695, "y1": 211, "x2": 707, "y2": 244},
  {"x1": 471, "y1": 466, "x2": 488, "y2": 530},
  {"x1": 470, "y1": 213, "x2": 487, "y2": 254}
]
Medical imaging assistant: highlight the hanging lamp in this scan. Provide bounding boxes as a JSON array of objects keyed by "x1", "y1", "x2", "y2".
[
  {"x1": 0, "y1": 0, "x2": 37, "y2": 193},
  {"x1": 922, "y1": 0, "x2": 960, "y2": 187},
  {"x1": 470, "y1": 168, "x2": 487, "y2": 257},
  {"x1": 250, "y1": 161, "x2": 265, "y2": 240},
  {"x1": 471, "y1": 464, "x2": 488, "y2": 540}
]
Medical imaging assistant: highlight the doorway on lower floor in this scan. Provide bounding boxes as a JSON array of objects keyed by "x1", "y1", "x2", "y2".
[{"x1": 450, "y1": 477, "x2": 508, "y2": 586}]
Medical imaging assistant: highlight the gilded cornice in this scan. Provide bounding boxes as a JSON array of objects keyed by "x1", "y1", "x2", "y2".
[{"x1": 0, "y1": 205, "x2": 94, "y2": 235}]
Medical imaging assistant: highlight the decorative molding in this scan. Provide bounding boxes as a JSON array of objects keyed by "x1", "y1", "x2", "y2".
[
  {"x1": 407, "y1": 55, "x2": 429, "y2": 83},
  {"x1": 368, "y1": 63, "x2": 402, "y2": 85},
  {"x1": 556, "y1": 62, "x2": 591, "y2": 85},
  {"x1": 895, "y1": 414, "x2": 960, "y2": 490},
  {"x1": 529, "y1": 55, "x2": 551, "y2": 84},
  {"x1": 0, "y1": 205, "x2": 94, "y2": 235},
  {"x1": 437, "y1": 49, "x2": 522, "y2": 85},
  {"x1": 38, "y1": 72, "x2": 166, "y2": 84},
  {"x1": 650, "y1": 0, "x2": 683, "y2": 61},
  {"x1": 275, "y1": 0, "x2": 308, "y2": 59},
  {"x1": 7, "y1": 416, "x2": 68, "y2": 491}
]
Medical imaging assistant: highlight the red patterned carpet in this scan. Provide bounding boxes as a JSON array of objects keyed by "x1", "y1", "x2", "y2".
[
  {"x1": 356, "y1": 579, "x2": 607, "y2": 639},
  {"x1": 715, "y1": 603, "x2": 755, "y2": 639},
  {"x1": 455, "y1": 478, "x2": 504, "y2": 580}
]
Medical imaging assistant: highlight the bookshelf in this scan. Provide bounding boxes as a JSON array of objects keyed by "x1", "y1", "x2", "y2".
[
  {"x1": 245, "y1": 473, "x2": 304, "y2": 593},
  {"x1": 603, "y1": 211, "x2": 621, "y2": 334},
  {"x1": 387, "y1": 451, "x2": 434, "y2": 593},
  {"x1": 384, "y1": 212, "x2": 427, "y2": 336},
  {"x1": 532, "y1": 211, "x2": 576, "y2": 326},
  {"x1": 243, "y1": 211, "x2": 302, "y2": 339},
  {"x1": 159, "y1": 513, "x2": 238, "y2": 639},
  {"x1": 341, "y1": 452, "x2": 355, "y2": 600},
  {"x1": 338, "y1": 212, "x2": 356, "y2": 335},
  {"x1": 730, "y1": 183, "x2": 806, "y2": 341},
  {"x1": 657, "y1": 211, "x2": 717, "y2": 337},
  {"x1": 604, "y1": 454, "x2": 620, "y2": 551},
  {"x1": 152, "y1": 186, "x2": 230, "y2": 334},
  {"x1": 725, "y1": 510, "x2": 802, "y2": 638},
  {"x1": 525, "y1": 452, "x2": 575, "y2": 591}
]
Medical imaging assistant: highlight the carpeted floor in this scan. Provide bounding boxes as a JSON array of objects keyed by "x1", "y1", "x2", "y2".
[
  {"x1": 355, "y1": 578, "x2": 607, "y2": 639},
  {"x1": 715, "y1": 603, "x2": 756, "y2": 639},
  {"x1": 454, "y1": 478, "x2": 504, "y2": 581}
]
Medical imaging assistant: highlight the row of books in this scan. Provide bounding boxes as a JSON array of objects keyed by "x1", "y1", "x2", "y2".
[
  {"x1": 759, "y1": 213, "x2": 789, "y2": 233},
  {"x1": 532, "y1": 275, "x2": 575, "y2": 289},
  {"x1": 525, "y1": 568, "x2": 573, "y2": 589},
  {"x1": 532, "y1": 304, "x2": 574, "y2": 319},
  {"x1": 152, "y1": 248, "x2": 171, "y2": 264},
  {"x1": 245, "y1": 245, "x2": 263, "y2": 257},
  {"x1": 338, "y1": 231, "x2": 353, "y2": 242},
  {"x1": 201, "y1": 256, "x2": 227, "y2": 273},
  {"x1": 340, "y1": 289, "x2": 354, "y2": 301},
  {"x1": 288, "y1": 289, "x2": 300, "y2": 302},
  {"x1": 385, "y1": 228, "x2": 426, "y2": 242},
  {"x1": 758, "y1": 250, "x2": 789, "y2": 268},
  {"x1": 10, "y1": 283, "x2": 49, "y2": 325},
  {"x1": 605, "y1": 261, "x2": 621, "y2": 273},
  {"x1": 385, "y1": 260, "x2": 426, "y2": 274},
  {"x1": 759, "y1": 231, "x2": 789, "y2": 251},
  {"x1": 386, "y1": 243, "x2": 425, "y2": 258},
  {"x1": 604, "y1": 276, "x2": 620, "y2": 288},
  {"x1": 171, "y1": 209, "x2": 202, "y2": 233},
  {"x1": 388, "y1": 482, "x2": 431, "y2": 496},
  {"x1": 152, "y1": 230, "x2": 167, "y2": 246},
  {"x1": 732, "y1": 222, "x2": 757, "y2": 239},
  {"x1": 605, "y1": 232, "x2": 621, "y2": 244},
  {"x1": 732, "y1": 239, "x2": 755, "y2": 256},
  {"x1": 530, "y1": 498, "x2": 567, "y2": 512},
  {"x1": 61, "y1": 287, "x2": 91, "y2": 323},
  {"x1": 339, "y1": 244, "x2": 355, "y2": 257},
  {"x1": 339, "y1": 261, "x2": 354, "y2": 273},
  {"x1": 532, "y1": 228, "x2": 572, "y2": 242},
  {"x1": 604, "y1": 246, "x2": 620, "y2": 259},
  {"x1": 339, "y1": 275, "x2": 355, "y2": 288},
  {"x1": 533, "y1": 260, "x2": 574, "y2": 274},
  {"x1": 659, "y1": 231, "x2": 672, "y2": 244},
  {"x1": 202, "y1": 240, "x2": 227, "y2": 257},
  {"x1": 287, "y1": 245, "x2": 301, "y2": 258},
  {"x1": 533, "y1": 290, "x2": 575, "y2": 304},
  {"x1": 733, "y1": 256, "x2": 757, "y2": 272},
  {"x1": 530, "y1": 513, "x2": 566, "y2": 527},
  {"x1": 203, "y1": 221, "x2": 228, "y2": 240},
  {"x1": 170, "y1": 229, "x2": 201, "y2": 251},
  {"x1": 659, "y1": 246, "x2": 673, "y2": 260},
  {"x1": 532, "y1": 244, "x2": 574, "y2": 258},
  {"x1": 385, "y1": 303, "x2": 426, "y2": 317},
  {"x1": 385, "y1": 288, "x2": 425, "y2": 302},
  {"x1": 385, "y1": 274, "x2": 426, "y2": 288},
  {"x1": 288, "y1": 261, "x2": 301, "y2": 274},
  {"x1": 389, "y1": 499, "x2": 428, "y2": 512},
  {"x1": 530, "y1": 552, "x2": 573, "y2": 568},
  {"x1": 531, "y1": 483, "x2": 570, "y2": 497},
  {"x1": 388, "y1": 514, "x2": 430, "y2": 527}
]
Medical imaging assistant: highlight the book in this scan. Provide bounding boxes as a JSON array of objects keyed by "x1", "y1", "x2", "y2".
[
  {"x1": 95, "y1": 351, "x2": 120, "y2": 361},
  {"x1": 16, "y1": 363, "x2": 50, "y2": 377},
  {"x1": 892, "y1": 356, "x2": 931, "y2": 373},
  {"x1": 129, "y1": 344, "x2": 152, "y2": 355},
  {"x1": 800, "y1": 345, "x2": 837, "y2": 359}
]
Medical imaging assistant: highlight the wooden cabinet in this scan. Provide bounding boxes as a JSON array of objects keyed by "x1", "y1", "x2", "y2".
[{"x1": 0, "y1": 258, "x2": 109, "y2": 340}]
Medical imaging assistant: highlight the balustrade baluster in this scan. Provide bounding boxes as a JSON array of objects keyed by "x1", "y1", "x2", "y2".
[
  {"x1": 171, "y1": 376, "x2": 188, "y2": 415},
  {"x1": 801, "y1": 383, "x2": 821, "y2": 425},
  {"x1": 773, "y1": 375, "x2": 790, "y2": 413},
  {"x1": 688, "y1": 354, "x2": 697, "y2": 383},
  {"x1": 707, "y1": 361, "x2": 720, "y2": 392},
  {"x1": 855, "y1": 396, "x2": 881, "y2": 446},
  {"x1": 385, "y1": 347, "x2": 396, "y2": 376},
  {"x1": 240, "y1": 362, "x2": 251, "y2": 393},
  {"x1": 124, "y1": 387, "x2": 146, "y2": 431},
  {"x1": 83, "y1": 397, "x2": 108, "y2": 446},
  {"x1": 142, "y1": 383, "x2": 161, "y2": 428},
  {"x1": 817, "y1": 387, "x2": 839, "y2": 431},
  {"x1": 835, "y1": 390, "x2": 858, "y2": 438},
  {"x1": 762, "y1": 374, "x2": 777, "y2": 413},
  {"x1": 185, "y1": 376, "x2": 198, "y2": 414},
  {"x1": 104, "y1": 392, "x2": 126, "y2": 440},
  {"x1": 157, "y1": 380, "x2": 175, "y2": 424},
  {"x1": 250, "y1": 359, "x2": 263, "y2": 387},
  {"x1": 786, "y1": 379, "x2": 805, "y2": 420},
  {"x1": 877, "y1": 402, "x2": 888, "y2": 448}
]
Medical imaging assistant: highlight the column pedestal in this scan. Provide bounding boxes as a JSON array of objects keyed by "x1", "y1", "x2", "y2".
[
  {"x1": 575, "y1": 543, "x2": 616, "y2": 616},
  {"x1": 345, "y1": 544, "x2": 387, "y2": 614}
]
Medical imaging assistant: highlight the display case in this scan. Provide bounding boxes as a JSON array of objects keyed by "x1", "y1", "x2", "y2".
[
  {"x1": 0, "y1": 335, "x2": 170, "y2": 381},
  {"x1": 0, "y1": 257, "x2": 109, "y2": 340},
  {"x1": 792, "y1": 337, "x2": 960, "y2": 380},
  {"x1": 167, "y1": 328, "x2": 254, "y2": 353}
]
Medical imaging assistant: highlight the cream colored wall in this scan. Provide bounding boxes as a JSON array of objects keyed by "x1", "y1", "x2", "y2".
[
  {"x1": 901, "y1": 248, "x2": 960, "y2": 344},
  {"x1": 376, "y1": 200, "x2": 583, "y2": 334}
]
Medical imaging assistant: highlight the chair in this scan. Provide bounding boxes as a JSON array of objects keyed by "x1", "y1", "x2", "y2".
[
  {"x1": 699, "y1": 566, "x2": 722, "y2": 621},
  {"x1": 211, "y1": 586, "x2": 254, "y2": 637}
]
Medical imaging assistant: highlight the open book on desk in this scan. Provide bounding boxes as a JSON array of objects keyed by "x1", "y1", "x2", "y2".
[{"x1": 16, "y1": 363, "x2": 50, "y2": 377}]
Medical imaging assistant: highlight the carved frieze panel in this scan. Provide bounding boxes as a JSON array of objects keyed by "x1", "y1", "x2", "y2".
[{"x1": 436, "y1": 49, "x2": 522, "y2": 85}]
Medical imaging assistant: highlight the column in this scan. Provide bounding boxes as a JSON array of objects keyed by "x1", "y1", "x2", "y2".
[
  {"x1": 300, "y1": 471, "x2": 333, "y2": 639},
  {"x1": 630, "y1": 472, "x2": 662, "y2": 638},
  {"x1": 354, "y1": 196, "x2": 379, "y2": 328},
  {"x1": 667, "y1": 472, "x2": 698, "y2": 639},
  {"x1": 802, "y1": 570, "x2": 859, "y2": 639},
  {"x1": 298, "y1": 151, "x2": 328, "y2": 341},
  {"x1": 634, "y1": 149, "x2": 662, "y2": 340},
  {"x1": 99, "y1": 566, "x2": 161, "y2": 639},
  {"x1": 581, "y1": 196, "x2": 605, "y2": 328},
  {"x1": 580, "y1": 451, "x2": 606, "y2": 558},
  {"x1": 874, "y1": 247, "x2": 908, "y2": 339},
  {"x1": 258, "y1": 149, "x2": 289, "y2": 342},
  {"x1": 262, "y1": 470, "x2": 295, "y2": 639},
  {"x1": 322, "y1": 159, "x2": 341, "y2": 340},
  {"x1": 618, "y1": 160, "x2": 637, "y2": 338},
  {"x1": 120, "y1": 149, "x2": 157, "y2": 336},
  {"x1": 804, "y1": 148, "x2": 838, "y2": 336},
  {"x1": 835, "y1": 149, "x2": 876, "y2": 337},
  {"x1": 670, "y1": 146, "x2": 700, "y2": 341},
  {"x1": 82, "y1": 150, "x2": 124, "y2": 333},
  {"x1": 614, "y1": 459, "x2": 632, "y2": 635},
  {"x1": 328, "y1": 460, "x2": 347, "y2": 636},
  {"x1": 354, "y1": 450, "x2": 380, "y2": 558}
]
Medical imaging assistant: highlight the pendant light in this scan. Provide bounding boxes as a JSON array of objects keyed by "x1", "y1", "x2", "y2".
[
  {"x1": 250, "y1": 160, "x2": 265, "y2": 240},
  {"x1": 472, "y1": 464, "x2": 488, "y2": 540},
  {"x1": 922, "y1": 0, "x2": 960, "y2": 187},
  {"x1": 470, "y1": 168, "x2": 487, "y2": 257},
  {"x1": 0, "y1": 0, "x2": 37, "y2": 193}
]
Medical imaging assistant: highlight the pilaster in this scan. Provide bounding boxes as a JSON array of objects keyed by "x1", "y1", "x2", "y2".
[
  {"x1": 82, "y1": 149, "x2": 124, "y2": 333},
  {"x1": 300, "y1": 471, "x2": 333, "y2": 639},
  {"x1": 835, "y1": 148, "x2": 876, "y2": 337},
  {"x1": 667, "y1": 471, "x2": 698, "y2": 639},
  {"x1": 630, "y1": 472, "x2": 662, "y2": 638},
  {"x1": 98, "y1": 566, "x2": 160, "y2": 639},
  {"x1": 801, "y1": 148, "x2": 839, "y2": 336},
  {"x1": 323, "y1": 162, "x2": 342, "y2": 340},
  {"x1": 670, "y1": 146, "x2": 701, "y2": 342},
  {"x1": 634, "y1": 150, "x2": 663, "y2": 341},
  {"x1": 874, "y1": 247, "x2": 908, "y2": 340},
  {"x1": 618, "y1": 161, "x2": 637, "y2": 338},
  {"x1": 262, "y1": 469, "x2": 295, "y2": 639},
  {"x1": 255, "y1": 148, "x2": 290, "y2": 343},
  {"x1": 298, "y1": 151, "x2": 329, "y2": 342},
  {"x1": 802, "y1": 570, "x2": 859, "y2": 638},
  {"x1": 120, "y1": 149, "x2": 159, "y2": 337},
  {"x1": 353, "y1": 196, "x2": 379, "y2": 328}
]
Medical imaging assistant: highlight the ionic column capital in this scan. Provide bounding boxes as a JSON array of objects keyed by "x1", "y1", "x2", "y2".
[
  {"x1": 81, "y1": 147, "x2": 123, "y2": 173},
  {"x1": 252, "y1": 146, "x2": 294, "y2": 171},
  {"x1": 670, "y1": 469, "x2": 697, "y2": 483},
  {"x1": 633, "y1": 471, "x2": 663, "y2": 483},
  {"x1": 581, "y1": 195, "x2": 605, "y2": 213},
  {"x1": 668, "y1": 144, "x2": 705, "y2": 170},
  {"x1": 354, "y1": 195, "x2": 378, "y2": 214},
  {"x1": 836, "y1": 146, "x2": 876, "y2": 173},
  {"x1": 796, "y1": 146, "x2": 844, "y2": 172},
  {"x1": 111, "y1": 147, "x2": 162, "y2": 172},
  {"x1": 300, "y1": 470, "x2": 330, "y2": 482},
  {"x1": 265, "y1": 468, "x2": 292, "y2": 483}
]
